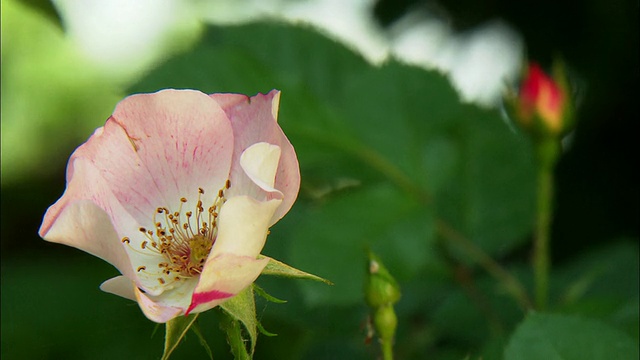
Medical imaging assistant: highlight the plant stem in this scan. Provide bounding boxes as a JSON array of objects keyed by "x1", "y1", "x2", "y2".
[
  {"x1": 381, "y1": 341, "x2": 394, "y2": 360},
  {"x1": 533, "y1": 138, "x2": 560, "y2": 310},
  {"x1": 449, "y1": 263, "x2": 505, "y2": 334},
  {"x1": 437, "y1": 220, "x2": 533, "y2": 310}
]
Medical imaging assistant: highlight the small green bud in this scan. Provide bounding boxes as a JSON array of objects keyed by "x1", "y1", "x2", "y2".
[
  {"x1": 365, "y1": 252, "x2": 401, "y2": 308},
  {"x1": 365, "y1": 251, "x2": 400, "y2": 359}
]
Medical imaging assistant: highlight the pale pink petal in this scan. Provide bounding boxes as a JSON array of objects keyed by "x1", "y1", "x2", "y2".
[
  {"x1": 209, "y1": 196, "x2": 282, "y2": 259},
  {"x1": 210, "y1": 90, "x2": 300, "y2": 224},
  {"x1": 134, "y1": 287, "x2": 183, "y2": 323},
  {"x1": 240, "y1": 142, "x2": 282, "y2": 194},
  {"x1": 186, "y1": 254, "x2": 270, "y2": 315},
  {"x1": 74, "y1": 89, "x2": 234, "y2": 226},
  {"x1": 208, "y1": 93, "x2": 248, "y2": 109},
  {"x1": 40, "y1": 158, "x2": 164, "y2": 295},
  {"x1": 41, "y1": 89, "x2": 238, "y2": 295},
  {"x1": 39, "y1": 195, "x2": 135, "y2": 281},
  {"x1": 184, "y1": 172, "x2": 282, "y2": 316},
  {"x1": 103, "y1": 275, "x2": 201, "y2": 323},
  {"x1": 100, "y1": 276, "x2": 136, "y2": 301},
  {"x1": 270, "y1": 91, "x2": 281, "y2": 121}
]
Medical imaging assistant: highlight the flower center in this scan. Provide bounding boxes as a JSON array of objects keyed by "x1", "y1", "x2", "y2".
[{"x1": 121, "y1": 180, "x2": 230, "y2": 286}]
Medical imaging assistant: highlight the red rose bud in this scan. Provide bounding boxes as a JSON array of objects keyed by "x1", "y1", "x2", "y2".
[{"x1": 513, "y1": 61, "x2": 573, "y2": 137}]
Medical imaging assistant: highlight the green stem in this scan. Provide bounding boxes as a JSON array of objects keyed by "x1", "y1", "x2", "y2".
[
  {"x1": 533, "y1": 138, "x2": 560, "y2": 310},
  {"x1": 448, "y1": 262, "x2": 506, "y2": 334},
  {"x1": 437, "y1": 220, "x2": 533, "y2": 310},
  {"x1": 372, "y1": 305, "x2": 397, "y2": 360},
  {"x1": 381, "y1": 341, "x2": 394, "y2": 360}
]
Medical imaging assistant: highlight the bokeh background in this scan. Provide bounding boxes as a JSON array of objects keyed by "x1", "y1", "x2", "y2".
[{"x1": 2, "y1": 0, "x2": 638, "y2": 359}]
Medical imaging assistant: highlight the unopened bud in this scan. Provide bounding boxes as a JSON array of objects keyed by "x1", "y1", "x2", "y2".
[
  {"x1": 364, "y1": 251, "x2": 400, "y2": 358},
  {"x1": 365, "y1": 252, "x2": 400, "y2": 308},
  {"x1": 507, "y1": 60, "x2": 574, "y2": 138}
]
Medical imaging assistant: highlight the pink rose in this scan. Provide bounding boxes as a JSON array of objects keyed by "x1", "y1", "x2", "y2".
[{"x1": 39, "y1": 89, "x2": 300, "y2": 323}]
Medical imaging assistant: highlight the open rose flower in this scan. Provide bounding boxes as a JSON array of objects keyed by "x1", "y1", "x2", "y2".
[{"x1": 39, "y1": 89, "x2": 300, "y2": 323}]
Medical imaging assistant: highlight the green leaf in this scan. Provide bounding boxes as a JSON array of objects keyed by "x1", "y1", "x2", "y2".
[
  {"x1": 553, "y1": 241, "x2": 639, "y2": 341},
  {"x1": 162, "y1": 313, "x2": 199, "y2": 360},
  {"x1": 219, "y1": 286, "x2": 258, "y2": 357},
  {"x1": 261, "y1": 256, "x2": 332, "y2": 285},
  {"x1": 504, "y1": 313, "x2": 639, "y2": 360},
  {"x1": 20, "y1": 0, "x2": 64, "y2": 29},
  {"x1": 290, "y1": 183, "x2": 434, "y2": 306}
]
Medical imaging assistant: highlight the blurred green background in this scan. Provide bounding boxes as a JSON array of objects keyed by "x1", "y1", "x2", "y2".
[{"x1": 2, "y1": 0, "x2": 637, "y2": 359}]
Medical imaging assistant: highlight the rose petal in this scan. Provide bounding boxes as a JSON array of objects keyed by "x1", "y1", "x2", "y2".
[
  {"x1": 102, "y1": 275, "x2": 200, "y2": 323},
  {"x1": 100, "y1": 276, "x2": 136, "y2": 301},
  {"x1": 134, "y1": 287, "x2": 184, "y2": 323},
  {"x1": 210, "y1": 90, "x2": 300, "y2": 224},
  {"x1": 209, "y1": 195, "x2": 282, "y2": 259},
  {"x1": 186, "y1": 254, "x2": 269, "y2": 315},
  {"x1": 240, "y1": 142, "x2": 282, "y2": 194},
  {"x1": 75, "y1": 89, "x2": 234, "y2": 226},
  {"x1": 41, "y1": 89, "x2": 239, "y2": 295},
  {"x1": 39, "y1": 196, "x2": 135, "y2": 281},
  {"x1": 41, "y1": 158, "x2": 170, "y2": 295}
]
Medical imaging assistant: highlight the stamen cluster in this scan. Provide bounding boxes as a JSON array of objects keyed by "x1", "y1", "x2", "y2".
[{"x1": 122, "y1": 180, "x2": 231, "y2": 286}]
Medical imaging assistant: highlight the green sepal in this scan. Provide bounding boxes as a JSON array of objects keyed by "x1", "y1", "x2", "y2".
[
  {"x1": 151, "y1": 323, "x2": 162, "y2": 339},
  {"x1": 219, "y1": 310, "x2": 251, "y2": 360},
  {"x1": 551, "y1": 58, "x2": 576, "y2": 135},
  {"x1": 253, "y1": 283, "x2": 287, "y2": 304},
  {"x1": 190, "y1": 321, "x2": 213, "y2": 360},
  {"x1": 260, "y1": 255, "x2": 333, "y2": 285},
  {"x1": 219, "y1": 286, "x2": 258, "y2": 357},
  {"x1": 253, "y1": 284, "x2": 285, "y2": 337},
  {"x1": 162, "y1": 313, "x2": 199, "y2": 360},
  {"x1": 257, "y1": 321, "x2": 278, "y2": 337}
]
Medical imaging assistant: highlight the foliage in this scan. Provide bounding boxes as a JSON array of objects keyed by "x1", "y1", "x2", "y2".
[
  {"x1": 505, "y1": 313, "x2": 638, "y2": 360},
  {"x1": 1, "y1": 5, "x2": 637, "y2": 360},
  {"x1": 126, "y1": 22, "x2": 637, "y2": 358}
]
